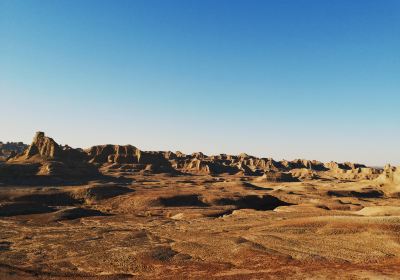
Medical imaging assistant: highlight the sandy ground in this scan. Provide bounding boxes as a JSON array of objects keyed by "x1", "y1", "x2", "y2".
[{"x1": 1, "y1": 174, "x2": 400, "y2": 279}]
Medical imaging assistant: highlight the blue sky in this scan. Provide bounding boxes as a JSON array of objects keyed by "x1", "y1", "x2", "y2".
[{"x1": 1, "y1": 0, "x2": 399, "y2": 166}]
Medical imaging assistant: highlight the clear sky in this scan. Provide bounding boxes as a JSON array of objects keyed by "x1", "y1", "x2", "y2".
[{"x1": 1, "y1": 0, "x2": 399, "y2": 166}]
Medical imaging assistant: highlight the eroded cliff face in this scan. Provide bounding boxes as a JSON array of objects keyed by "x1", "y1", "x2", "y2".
[
  {"x1": 87, "y1": 145, "x2": 141, "y2": 164},
  {"x1": 377, "y1": 165, "x2": 400, "y2": 185},
  {"x1": 375, "y1": 165, "x2": 400, "y2": 196},
  {"x1": 0, "y1": 141, "x2": 27, "y2": 161},
  {"x1": 3, "y1": 132, "x2": 97, "y2": 179},
  {"x1": 2, "y1": 131, "x2": 383, "y2": 181}
]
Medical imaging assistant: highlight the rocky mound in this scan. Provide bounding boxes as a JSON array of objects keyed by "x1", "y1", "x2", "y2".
[
  {"x1": 290, "y1": 168, "x2": 319, "y2": 180},
  {"x1": 376, "y1": 165, "x2": 400, "y2": 185},
  {"x1": 2, "y1": 132, "x2": 98, "y2": 179},
  {"x1": 375, "y1": 165, "x2": 400, "y2": 196},
  {"x1": 43, "y1": 207, "x2": 109, "y2": 222},
  {"x1": 254, "y1": 171, "x2": 299, "y2": 183}
]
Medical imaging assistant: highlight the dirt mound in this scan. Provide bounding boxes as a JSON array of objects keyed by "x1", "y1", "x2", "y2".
[
  {"x1": 357, "y1": 206, "x2": 400, "y2": 216},
  {"x1": 0, "y1": 162, "x2": 41, "y2": 177},
  {"x1": 327, "y1": 189, "x2": 384, "y2": 198},
  {"x1": 0, "y1": 202, "x2": 54, "y2": 216},
  {"x1": 254, "y1": 171, "x2": 299, "y2": 182},
  {"x1": 44, "y1": 207, "x2": 109, "y2": 221},
  {"x1": 73, "y1": 185, "x2": 134, "y2": 202},
  {"x1": 12, "y1": 192, "x2": 81, "y2": 206},
  {"x1": 213, "y1": 194, "x2": 292, "y2": 211},
  {"x1": 156, "y1": 194, "x2": 208, "y2": 207}
]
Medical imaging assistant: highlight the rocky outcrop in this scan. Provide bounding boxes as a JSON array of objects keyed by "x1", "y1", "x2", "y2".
[
  {"x1": 375, "y1": 165, "x2": 400, "y2": 196},
  {"x1": 9, "y1": 132, "x2": 88, "y2": 163},
  {"x1": 0, "y1": 141, "x2": 27, "y2": 161},
  {"x1": 3, "y1": 132, "x2": 97, "y2": 179},
  {"x1": 290, "y1": 168, "x2": 319, "y2": 180},
  {"x1": 376, "y1": 165, "x2": 400, "y2": 186},
  {"x1": 179, "y1": 159, "x2": 225, "y2": 174},
  {"x1": 254, "y1": 171, "x2": 299, "y2": 183},
  {"x1": 87, "y1": 145, "x2": 141, "y2": 164},
  {"x1": 25, "y1": 132, "x2": 62, "y2": 159},
  {"x1": 88, "y1": 145, "x2": 176, "y2": 174},
  {"x1": 1, "y1": 131, "x2": 382, "y2": 180}
]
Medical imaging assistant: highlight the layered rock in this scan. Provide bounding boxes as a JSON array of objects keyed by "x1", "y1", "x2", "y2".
[
  {"x1": 88, "y1": 145, "x2": 176, "y2": 174},
  {"x1": 376, "y1": 165, "x2": 400, "y2": 186},
  {"x1": 25, "y1": 132, "x2": 62, "y2": 159},
  {"x1": 290, "y1": 168, "x2": 319, "y2": 180},
  {"x1": 87, "y1": 145, "x2": 140, "y2": 164},
  {"x1": 254, "y1": 171, "x2": 299, "y2": 183},
  {"x1": 0, "y1": 141, "x2": 27, "y2": 161},
  {"x1": 178, "y1": 158, "x2": 236, "y2": 175},
  {"x1": 375, "y1": 165, "x2": 400, "y2": 196},
  {"x1": 1, "y1": 131, "x2": 382, "y2": 181},
  {"x1": 10, "y1": 132, "x2": 87, "y2": 163},
  {"x1": 3, "y1": 132, "x2": 97, "y2": 178}
]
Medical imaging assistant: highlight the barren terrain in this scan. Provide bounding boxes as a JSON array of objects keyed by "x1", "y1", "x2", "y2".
[{"x1": 1, "y1": 132, "x2": 400, "y2": 279}]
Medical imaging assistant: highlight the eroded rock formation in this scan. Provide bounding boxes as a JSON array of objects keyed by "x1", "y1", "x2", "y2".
[
  {"x1": 3, "y1": 132, "x2": 97, "y2": 179},
  {"x1": 1, "y1": 131, "x2": 384, "y2": 181}
]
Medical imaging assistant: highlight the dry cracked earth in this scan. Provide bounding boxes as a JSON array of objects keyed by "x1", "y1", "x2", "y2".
[{"x1": 1, "y1": 174, "x2": 400, "y2": 279}]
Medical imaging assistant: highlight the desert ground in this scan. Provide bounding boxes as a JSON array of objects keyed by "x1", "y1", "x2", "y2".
[{"x1": 1, "y1": 132, "x2": 400, "y2": 279}]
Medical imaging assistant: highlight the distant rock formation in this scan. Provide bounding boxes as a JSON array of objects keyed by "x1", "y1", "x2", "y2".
[
  {"x1": 254, "y1": 171, "x2": 299, "y2": 183},
  {"x1": 87, "y1": 144, "x2": 176, "y2": 174},
  {"x1": 290, "y1": 168, "x2": 319, "y2": 180},
  {"x1": 375, "y1": 165, "x2": 400, "y2": 196},
  {"x1": 0, "y1": 141, "x2": 27, "y2": 161},
  {"x1": 1, "y1": 131, "x2": 383, "y2": 181},
  {"x1": 10, "y1": 132, "x2": 87, "y2": 163},
  {"x1": 3, "y1": 132, "x2": 97, "y2": 179},
  {"x1": 87, "y1": 145, "x2": 141, "y2": 164},
  {"x1": 25, "y1": 131, "x2": 62, "y2": 159},
  {"x1": 376, "y1": 165, "x2": 400, "y2": 185}
]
